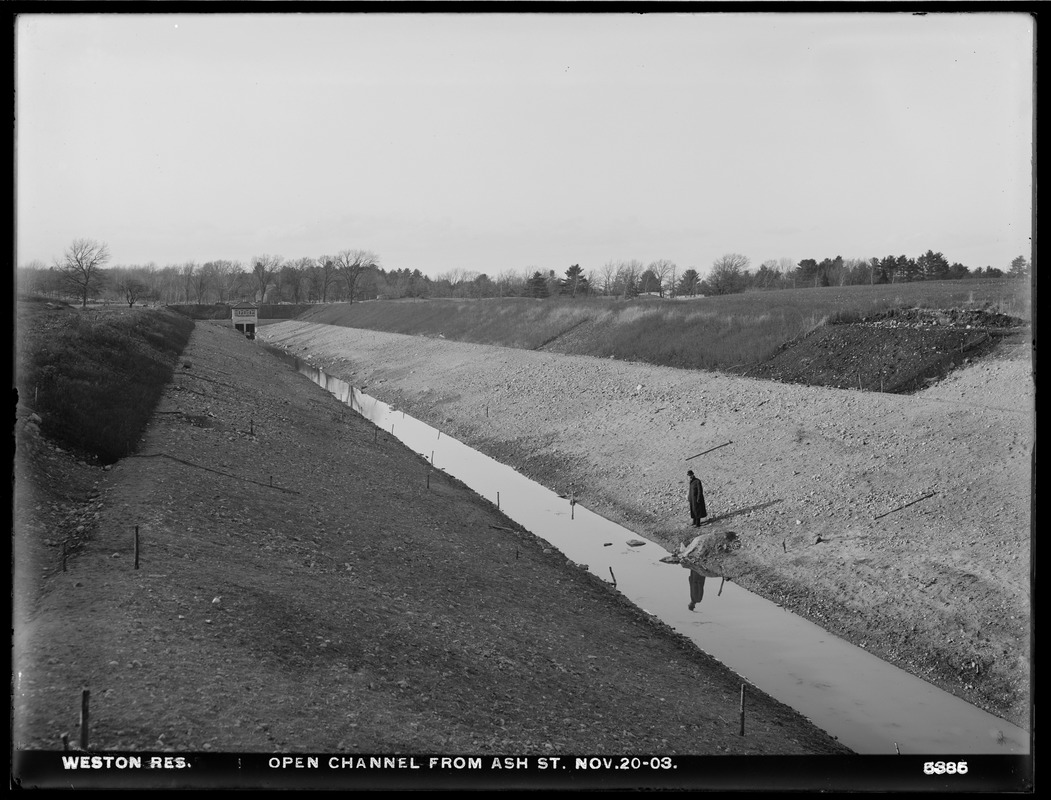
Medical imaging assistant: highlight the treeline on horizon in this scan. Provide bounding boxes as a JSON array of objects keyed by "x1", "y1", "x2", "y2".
[{"x1": 18, "y1": 238, "x2": 1031, "y2": 308}]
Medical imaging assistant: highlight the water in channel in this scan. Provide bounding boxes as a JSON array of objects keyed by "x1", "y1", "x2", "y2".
[{"x1": 281, "y1": 351, "x2": 1029, "y2": 756}]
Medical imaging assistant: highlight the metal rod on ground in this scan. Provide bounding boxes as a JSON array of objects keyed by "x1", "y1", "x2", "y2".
[
  {"x1": 437, "y1": 430, "x2": 441, "y2": 440},
  {"x1": 80, "y1": 689, "x2": 90, "y2": 750},
  {"x1": 609, "y1": 567, "x2": 617, "y2": 588},
  {"x1": 873, "y1": 492, "x2": 938, "y2": 520},
  {"x1": 686, "y1": 441, "x2": 732, "y2": 461},
  {"x1": 431, "y1": 451, "x2": 434, "y2": 465},
  {"x1": 134, "y1": 526, "x2": 139, "y2": 570},
  {"x1": 718, "y1": 577, "x2": 725, "y2": 596},
  {"x1": 497, "y1": 492, "x2": 500, "y2": 509},
  {"x1": 739, "y1": 684, "x2": 745, "y2": 735}
]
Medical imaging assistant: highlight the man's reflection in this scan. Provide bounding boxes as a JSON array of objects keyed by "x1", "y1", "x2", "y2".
[{"x1": 684, "y1": 565, "x2": 720, "y2": 611}]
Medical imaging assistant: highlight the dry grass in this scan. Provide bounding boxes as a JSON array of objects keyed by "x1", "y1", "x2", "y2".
[
  {"x1": 295, "y1": 279, "x2": 1030, "y2": 373},
  {"x1": 15, "y1": 300, "x2": 194, "y2": 463}
]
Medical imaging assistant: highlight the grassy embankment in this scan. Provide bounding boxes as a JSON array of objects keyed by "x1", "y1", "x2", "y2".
[
  {"x1": 15, "y1": 300, "x2": 195, "y2": 463},
  {"x1": 297, "y1": 279, "x2": 1030, "y2": 372},
  {"x1": 166, "y1": 303, "x2": 315, "y2": 320}
]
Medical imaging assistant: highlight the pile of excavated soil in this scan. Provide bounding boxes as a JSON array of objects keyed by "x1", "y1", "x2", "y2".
[
  {"x1": 739, "y1": 308, "x2": 1027, "y2": 393},
  {"x1": 259, "y1": 320, "x2": 1032, "y2": 731}
]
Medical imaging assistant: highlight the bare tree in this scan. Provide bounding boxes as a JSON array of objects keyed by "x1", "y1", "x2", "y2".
[
  {"x1": 17, "y1": 261, "x2": 62, "y2": 298},
  {"x1": 617, "y1": 259, "x2": 644, "y2": 298},
  {"x1": 648, "y1": 258, "x2": 676, "y2": 298},
  {"x1": 206, "y1": 260, "x2": 242, "y2": 303},
  {"x1": 754, "y1": 259, "x2": 781, "y2": 289},
  {"x1": 312, "y1": 256, "x2": 338, "y2": 303},
  {"x1": 437, "y1": 267, "x2": 474, "y2": 298},
  {"x1": 116, "y1": 275, "x2": 149, "y2": 307},
  {"x1": 187, "y1": 262, "x2": 209, "y2": 303},
  {"x1": 232, "y1": 268, "x2": 255, "y2": 302},
  {"x1": 282, "y1": 257, "x2": 313, "y2": 303},
  {"x1": 156, "y1": 264, "x2": 183, "y2": 304},
  {"x1": 599, "y1": 260, "x2": 618, "y2": 296},
  {"x1": 843, "y1": 258, "x2": 868, "y2": 286},
  {"x1": 56, "y1": 238, "x2": 110, "y2": 307},
  {"x1": 706, "y1": 253, "x2": 750, "y2": 295},
  {"x1": 494, "y1": 268, "x2": 525, "y2": 297},
  {"x1": 307, "y1": 259, "x2": 326, "y2": 303},
  {"x1": 334, "y1": 249, "x2": 380, "y2": 303},
  {"x1": 136, "y1": 262, "x2": 161, "y2": 302},
  {"x1": 251, "y1": 255, "x2": 282, "y2": 303},
  {"x1": 177, "y1": 262, "x2": 199, "y2": 304}
]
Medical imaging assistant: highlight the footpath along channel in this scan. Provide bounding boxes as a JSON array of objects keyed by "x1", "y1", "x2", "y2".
[{"x1": 272, "y1": 347, "x2": 1029, "y2": 757}]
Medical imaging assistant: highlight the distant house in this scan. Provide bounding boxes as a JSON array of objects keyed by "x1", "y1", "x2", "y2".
[{"x1": 231, "y1": 301, "x2": 258, "y2": 339}]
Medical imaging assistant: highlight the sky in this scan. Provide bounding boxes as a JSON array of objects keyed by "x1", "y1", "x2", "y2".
[{"x1": 15, "y1": 12, "x2": 1034, "y2": 280}]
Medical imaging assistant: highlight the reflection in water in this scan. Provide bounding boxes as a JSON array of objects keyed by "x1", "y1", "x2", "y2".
[
  {"x1": 687, "y1": 568, "x2": 706, "y2": 611},
  {"x1": 263, "y1": 344, "x2": 1031, "y2": 757},
  {"x1": 685, "y1": 564, "x2": 725, "y2": 611}
]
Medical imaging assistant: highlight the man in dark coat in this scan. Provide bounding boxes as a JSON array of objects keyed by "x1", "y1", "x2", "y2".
[{"x1": 687, "y1": 469, "x2": 707, "y2": 527}]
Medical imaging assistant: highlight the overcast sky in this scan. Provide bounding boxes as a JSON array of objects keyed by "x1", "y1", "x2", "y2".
[{"x1": 15, "y1": 12, "x2": 1034, "y2": 279}]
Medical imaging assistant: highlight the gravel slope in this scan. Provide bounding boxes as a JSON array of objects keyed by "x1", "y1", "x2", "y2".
[{"x1": 259, "y1": 321, "x2": 1033, "y2": 730}]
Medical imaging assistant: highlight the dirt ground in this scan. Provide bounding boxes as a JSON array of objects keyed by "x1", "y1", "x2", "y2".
[
  {"x1": 257, "y1": 312, "x2": 1032, "y2": 732},
  {"x1": 12, "y1": 316, "x2": 854, "y2": 776}
]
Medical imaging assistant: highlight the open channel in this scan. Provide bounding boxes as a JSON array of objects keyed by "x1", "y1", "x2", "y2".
[{"x1": 277, "y1": 349, "x2": 1029, "y2": 756}]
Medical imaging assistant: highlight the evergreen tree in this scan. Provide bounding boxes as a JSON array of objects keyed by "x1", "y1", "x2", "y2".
[
  {"x1": 676, "y1": 268, "x2": 701, "y2": 296},
  {"x1": 528, "y1": 270, "x2": 550, "y2": 298},
  {"x1": 638, "y1": 269, "x2": 662, "y2": 294},
  {"x1": 795, "y1": 258, "x2": 819, "y2": 286},
  {"x1": 559, "y1": 264, "x2": 589, "y2": 296},
  {"x1": 1009, "y1": 255, "x2": 1030, "y2": 279},
  {"x1": 918, "y1": 250, "x2": 950, "y2": 280},
  {"x1": 896, "y1": 255, "x2": 920, "y2": 282}
]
